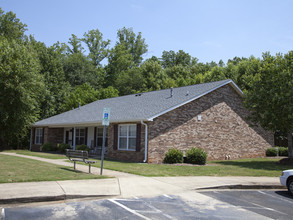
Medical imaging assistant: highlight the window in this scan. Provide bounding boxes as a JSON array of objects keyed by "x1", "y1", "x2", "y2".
[
  {"x1": 118, "y1": 124, "x2": 136, "y2": 151},
  {"x1": 96, "y1": 127, "x2": 108, "y2": 148},
  {"x1": 76, "y1": 128, "x2": 85, "y2": 145},
  {"x1": 35, "y1": 128, "x2": 43, "y2": 145}
]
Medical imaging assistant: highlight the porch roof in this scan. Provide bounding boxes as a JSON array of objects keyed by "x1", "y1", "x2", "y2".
[{"x1": 33, "y1": 79, "x2": 243, "y2": 127}]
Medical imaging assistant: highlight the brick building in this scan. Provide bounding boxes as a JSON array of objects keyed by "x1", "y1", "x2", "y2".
[{"x1": 31, "y1": 79, "x2": 274, "y2": 163}]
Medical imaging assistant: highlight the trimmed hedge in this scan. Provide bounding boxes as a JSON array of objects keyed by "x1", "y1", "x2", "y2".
[
  {"x1": 41, "y1": 142, "x2": 57, "y2": 151},
  {"x1": 58, "y1": 143, "x2": 71, "y2": 153},
  {"x1": 278, "y1": 147, "x2": 288, "y2": 156},
  {"x1": 186, "y1": 147, "x2": 207, "y2": 165},
  {"x1": 163, "y1": 148, "x2": 184, "y2": 164},
  {"x1": 76, "y1": 144, "x2": 90, "y2": 151},
  {"x1": 266, "y1": 147, "x2": 278, "y2": 157}
]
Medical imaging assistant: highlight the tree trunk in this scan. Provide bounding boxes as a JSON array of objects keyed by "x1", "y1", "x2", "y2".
[{"x1": 288, "y1": 130, "x2": 293, "y2": 158}]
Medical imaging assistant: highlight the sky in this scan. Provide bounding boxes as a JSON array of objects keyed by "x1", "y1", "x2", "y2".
[{"x1": 1, "y1": 0, "x2": 293, "y2": 63}]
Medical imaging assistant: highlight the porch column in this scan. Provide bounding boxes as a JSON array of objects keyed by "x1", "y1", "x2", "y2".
[
  {"x1": 73, "y1": 127, "x2": 76, "y2": 150},
  {"x1": 29, "y1": 128, "x2": 32, "y2": 151}
]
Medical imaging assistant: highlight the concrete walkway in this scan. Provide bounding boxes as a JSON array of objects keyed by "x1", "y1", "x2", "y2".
[{"x1": 0, "y1": 152, "x2": 285, "y2": 204}]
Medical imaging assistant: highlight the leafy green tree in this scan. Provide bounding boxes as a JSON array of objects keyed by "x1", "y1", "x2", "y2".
[
  {"x1": 161, "y1": 50, "x2": 192, "y2": 68},
  {"x1": 140, "y1": 59, "x2": 165, "y2": 91},
  {"x1": 245, "y1": 52, "x2": 293, "y2": 158},
  {"x1": 116, "y1": 27, "x2": 148, "y2": 66},
  {"x1": 105, "y1": 44, "x2": 134, "y2": 86},
  {"x1": 0, "y1": 8, "x2": 27, "y2": 40},
  {"x1": 114, "y1": 67, "x2": 145, "y2": 95},
  {"x1": 63, "y1": 52, "x2": 104, "y2": 88},
  {"x1": 82, "y1": 29, "x2": 110, "y2": 66},
  {"x1": 30, "y1": 38, "x2": 71, "y2": 119},
  {"x1": 0, "y1": 38, "x2": 44, "y2": 147},
  {"x1": 68, "y1": 34, "x2": 84, "y2": 54},
  {"x1": 62, "y1": 83, "x2": 100, "y2": 111}
]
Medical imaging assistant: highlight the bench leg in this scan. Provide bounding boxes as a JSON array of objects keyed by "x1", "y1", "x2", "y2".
[
  {"x1": 74, "y1": 161, "x2": 76, "y2": 170},
  {"x1": 89, "y1": 163, "x2": 91, "y2": 173}
]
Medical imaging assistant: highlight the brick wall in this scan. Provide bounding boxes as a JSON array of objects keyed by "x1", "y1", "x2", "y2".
[
  {"x1": 31, "y1": 127, "x2": 64, "y2": 151},
  {"x1": 106, "y1": 123, "x2": 146, "y2": 162},
  {"x1": 147, "y1": 85, "x2": 274, "y2": 163}
]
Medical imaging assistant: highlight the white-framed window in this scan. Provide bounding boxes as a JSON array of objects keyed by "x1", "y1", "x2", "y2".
[
  {"x1": 96, "y1": 127, "x2": 108, "y2": 148},
  {"x1": 76, "y1": 128, "x2": 85, "y2": 145},
  {"x1": 118, "y1": 124, "x2": 136, "y2": 151},
  {"x1": 35, "y1": 128, "x2": 43, "y2": 145}
]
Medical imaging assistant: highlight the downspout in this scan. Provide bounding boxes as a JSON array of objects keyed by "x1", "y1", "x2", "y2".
[
  {"x1": 141, "y1": 120, "x2": 148, "y2": 163},
  {"x1": 29, "y1": 128, "x2": 32, "y2": 151}
]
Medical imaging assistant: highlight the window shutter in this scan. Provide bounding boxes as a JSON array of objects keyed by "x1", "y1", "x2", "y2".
[
  {"x1": 85, "y1": 127, "x2": 88, "y2": 145},
  {"x1": 32, "y1": 128, "x2": 36, "y2": 144},
  {"x1": 42, "y1": 128, "x2": 45, "y2": 144},
  {"x1": 113, "y1": 124, "x2": 118, "y2": 150},
  {"x1": 94, "y1": 127, "x2": 97, "y2": 148},
  {"x1": 136, "y1": 124, "x2": 141, "y2": 152}
]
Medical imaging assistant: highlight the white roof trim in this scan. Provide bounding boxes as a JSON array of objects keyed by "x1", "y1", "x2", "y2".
[{"x1": 147, "y1": 80, "x2": 244, "y2": 121}]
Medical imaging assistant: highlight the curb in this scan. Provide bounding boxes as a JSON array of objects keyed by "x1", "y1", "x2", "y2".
[
  {"x1": 0, "y1": 194, "x2": 119, "y2": 205},
  {"x1": 196, "y1": 184, "x2": 287, "y2": 190}
]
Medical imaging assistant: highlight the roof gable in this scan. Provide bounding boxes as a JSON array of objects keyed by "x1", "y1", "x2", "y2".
[{"x1": 33, "y1": 79, "x2": 243, "y2": 127}]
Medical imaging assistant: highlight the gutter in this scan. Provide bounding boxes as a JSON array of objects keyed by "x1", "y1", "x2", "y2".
[{"x1": 141, "y1": 120, "x2": 148, "y2": 163}]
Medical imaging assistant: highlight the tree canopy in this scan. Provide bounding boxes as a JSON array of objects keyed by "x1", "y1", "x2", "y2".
[{"x1": 1, "y1": 7, "x2": 292, "y2": 154}]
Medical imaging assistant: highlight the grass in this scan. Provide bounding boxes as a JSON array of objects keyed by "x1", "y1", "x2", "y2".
[
  {"x1": 4, "y1": 150, "x2": 292, "y2": 177},
  {"x1": 3, "y1": 150, "x2": 67, "y2": 159},
  {"x1": 0, "y1": 154, "x2": 106, "y2": 183},
  {"x1": 90, "y1": 157, "x2": 292, "y2": 177}
]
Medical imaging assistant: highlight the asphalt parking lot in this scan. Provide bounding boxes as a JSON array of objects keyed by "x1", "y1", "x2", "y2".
[
  {"x1": 1, "y1": 190, "x2": 292, "y2": 220},
  {"x1": 200, "y1": 190, "x2": 293, "y2": 220}
]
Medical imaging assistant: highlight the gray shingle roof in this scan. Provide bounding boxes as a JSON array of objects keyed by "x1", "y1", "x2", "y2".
[{"x1": 33, "y1": 79, "x2": 243, "y2": 127}]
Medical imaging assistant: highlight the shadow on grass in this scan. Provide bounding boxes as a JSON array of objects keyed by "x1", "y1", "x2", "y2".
[
  {"x1": 213, "y1": 160, "x2": 292, "y2": 171},
  {"x1": 60, "y1": 167, "x2": 85, "y2": 174}
]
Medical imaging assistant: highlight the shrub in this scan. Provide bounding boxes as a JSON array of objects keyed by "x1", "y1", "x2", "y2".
[
  {"x1": 76, "y1": 144, "x2": 89, "y2": 151},
  {"x1": 186, "y1": 147, "x2": 207, "y2": 165},
  {"x1": 278, "y1": 147, "x2": 288, "y2": 156},
  {"x1": 266, "y1": 147, "x2": 278, "y2": 157},
  {"x1": 58, "y1": 143, "x2": 71, "y2": 153},
  {"x1": 41, "y1": 142, "x2": 57, "y2": 151},
  {"x1": 163, "y1": 148, "x2": 184, "y2": 164}
]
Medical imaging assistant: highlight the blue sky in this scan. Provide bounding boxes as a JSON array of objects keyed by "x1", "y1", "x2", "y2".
[{"x1": 1, "y1": 0, "x2": 293, "y2": 63}]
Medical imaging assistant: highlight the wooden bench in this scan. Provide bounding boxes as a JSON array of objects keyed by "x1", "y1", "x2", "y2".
[{"x1": 66, "y1": 149, "x2": 97, "y2": 173}]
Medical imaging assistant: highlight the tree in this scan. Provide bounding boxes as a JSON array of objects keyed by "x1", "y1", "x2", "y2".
[
  {"x1": 245, "y1": 52, "x2": 293, "y2": 158},
  {"x1": 68, "y1": 34, "x2": 84, "y2": 54},
  {"x1": 29, "y1": 38, "x2": 72, "y2": 119},
  {"x1": 0, "y1": 8, "x2": 27, "y2": 40},
  {"x1": 161, "y1": 50, "x2": 192, "y2": 68},
  {"x1": 62, "y1": 83, "x2": 100, "y2": 111},
  {"x1": 0, "y1": 38, "x2": 44, "y2": 147},
  {"x1": 82, "y1": 29, "x2": 110, "y2": 66},
  {"x1": 116, "y1": 27, "x2": 148, "y2": 66}
]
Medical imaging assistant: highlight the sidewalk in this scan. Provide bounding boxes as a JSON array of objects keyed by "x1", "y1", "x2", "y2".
[{"x1": 0, "y1": 153, "x2": 285, "y2": 204}]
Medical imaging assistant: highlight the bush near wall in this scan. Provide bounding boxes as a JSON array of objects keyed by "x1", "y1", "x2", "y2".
[
  {"x1": 266, "y1": 147, "x2": 278, "y2": 157},
  {"x1": 76, "y1": 144, "x2": 90, "y2": 151},
  {"x1": 41, "y1": 142, "x2": 57, "y2": 151},
  {"x1": 278, "y1": 147, "x2": 288, "y2": 156},
  {"x1": 58, "y1": 143, "x2": 71, "y2": 153},
  {"x1": 186, "y1": 147, "x2": 207, "y2": 165},
  {"x1": 163, "y1": 148, "x2": 184, "y2": 164}
]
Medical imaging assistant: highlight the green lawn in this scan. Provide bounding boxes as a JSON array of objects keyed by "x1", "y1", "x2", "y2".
[
  {"x1": 0, "y1": 154, "x2": 106, "y2": 183},
  {"x1": 91, "y1": 157, "x2": 292, "y2": 177},
  {"x1": 4, "y1": 150, "x2": 292, "y2": 177},
  {"x1": 4, "y1": 150, "x2": 67, "y2": 159}
]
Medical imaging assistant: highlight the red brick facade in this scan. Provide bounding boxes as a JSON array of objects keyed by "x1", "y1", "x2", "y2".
[{"x1": 147, "y1": 85, "x2": 274, "y2": 163}]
